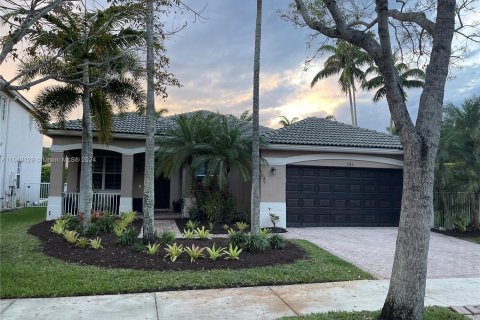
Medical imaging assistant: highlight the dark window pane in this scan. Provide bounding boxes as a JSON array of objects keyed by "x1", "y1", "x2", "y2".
[
  {"x1": 93, "y1": 157, "x2": 104, "y2": 173},
  {"x1": 105, "y1": 157, "x2": 122, "y2": 173},
  {"x1": 105, "y1": 174, "x2": 121, "y2": 190},
  {"x1": 93, "y1": 173, "x2": 103, "y2": 189}
]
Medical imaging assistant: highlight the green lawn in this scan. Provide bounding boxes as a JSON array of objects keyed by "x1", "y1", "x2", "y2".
[
  {"x1": 0, "y1": 208, "x2": 372, "y2": 298},
  {"x1": 463, "y1": 237, "x2": 480, "y2": 244},
  {"x1": 282, "y1": 307, "x2": 468, "y2": 320}
]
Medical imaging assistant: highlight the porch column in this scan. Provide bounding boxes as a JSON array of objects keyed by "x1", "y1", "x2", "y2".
[
  {"x1": 119, "y1": 153, "x2": 134, "y2": 213},
  {"x1": 46, "y1": 151, "x2": 65, "y2": 220}
]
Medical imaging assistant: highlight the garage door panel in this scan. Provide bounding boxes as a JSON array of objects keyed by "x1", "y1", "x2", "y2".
[{"x1": 286, "y1": 165, "x2": 402, "y2": 227}]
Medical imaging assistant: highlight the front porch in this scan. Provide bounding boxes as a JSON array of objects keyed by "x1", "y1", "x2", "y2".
[{"x1": 46, "y1": 146, "x2": 186, "y2": 220}]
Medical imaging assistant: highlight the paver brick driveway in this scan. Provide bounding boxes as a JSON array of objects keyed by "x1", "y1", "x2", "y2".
[{"x1": 286, "y1": 228, "x2": 480, "y2": 279}]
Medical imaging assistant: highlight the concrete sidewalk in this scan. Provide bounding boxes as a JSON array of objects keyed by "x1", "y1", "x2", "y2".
[{"x1": 1, "y1": 278, "x2": 479, "y2": 320}]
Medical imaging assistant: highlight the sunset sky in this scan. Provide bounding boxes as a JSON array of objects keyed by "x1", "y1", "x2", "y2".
[{"x1": 2, "y1": 0, "x2": 480, "y2": 146}]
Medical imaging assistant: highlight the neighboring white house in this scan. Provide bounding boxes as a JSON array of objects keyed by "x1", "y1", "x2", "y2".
[{"x1": 0, "y1": 85, "x2": 43, "y2": 209}]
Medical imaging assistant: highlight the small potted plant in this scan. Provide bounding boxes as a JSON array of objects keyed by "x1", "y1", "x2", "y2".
[{"x1": 172, "y1": 198, "x2": 184, "y2": 213}]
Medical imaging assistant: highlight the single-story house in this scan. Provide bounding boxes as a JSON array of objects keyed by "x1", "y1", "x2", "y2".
[{"x1": 45, "y1": 111, "x2": 404, "y2": 228}]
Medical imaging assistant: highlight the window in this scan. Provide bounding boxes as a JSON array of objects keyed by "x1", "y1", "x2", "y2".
[
  {"x1": 92, "y1": 156, "x2": 122, "y2": 190},
  {"x1": 195, "y1": 163, "x2": 207, "y2": 184},
  {"x1": 16, "y1": 161, "x2": 21, "y2": 189},
  {"x1": 0, "y1": 95, "x2": 6, "y2": 121}
]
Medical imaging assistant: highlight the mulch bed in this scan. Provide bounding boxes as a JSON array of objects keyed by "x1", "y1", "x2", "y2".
[
  {"x1": 432, "y1": 228, "x2": 480, "y2": 239},
  {"x1": 175, "y1": 219, "x2": 287, "y2": 234},
  {"x1": 28, "y1": 220, "x2": 305, "y2": 271}
]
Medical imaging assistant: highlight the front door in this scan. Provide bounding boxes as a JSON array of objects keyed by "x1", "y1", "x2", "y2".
[{"x1": 154, "y1": 177, "x2": 170, "y2": 209}]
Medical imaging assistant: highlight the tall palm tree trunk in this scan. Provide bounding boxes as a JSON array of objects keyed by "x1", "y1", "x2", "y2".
[
  {"x1": 142, "y1": 0, "x2": 156, "y2": 242},
  {"x1": 79, "y1": 59, "x2": 93, "y2": 228},
  {"x1": 250, "y1": 0, "x2": 262, "y2": 234},
  {"x1": 351, "y1": 83, "x2": 358, "y2": 126},
  {"x1": 347, "y1": 86, "x2": 355, "y2": 126}
]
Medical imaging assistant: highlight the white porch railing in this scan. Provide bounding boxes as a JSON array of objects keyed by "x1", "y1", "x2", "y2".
[{"x1": 63, "y1": 192, "x2": 121, "y2": 215}]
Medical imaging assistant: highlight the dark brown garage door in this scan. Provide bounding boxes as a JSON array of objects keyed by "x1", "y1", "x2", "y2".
[{"x1": 286, "y1": 165, "x2": 403, "y2": 227}]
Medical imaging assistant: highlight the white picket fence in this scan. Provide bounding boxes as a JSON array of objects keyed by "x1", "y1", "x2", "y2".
[
  {"x1": 23, "y1": 182, "x2": 67, "y2": 207},
  {"x1": 63, "y1": 192, "x2": 121, "y2": 215}
]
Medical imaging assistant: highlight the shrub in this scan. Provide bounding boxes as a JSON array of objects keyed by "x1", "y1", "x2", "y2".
[
  {"x1": 63, "y1": 230, "x2": 79, "y2": 244},
  {"x1": 146, "y1": 243, "x2": 161, "y2": 255},
  {"x1": 224, "y1": 245, "x2": 242, "y2": 260},
  {"x1": 51, "y1": 220, "x2": 66, "y2": 234},
  {"x1": 222, "y1": 224, "x2": 230, "y2": 231},
  {"x1": 228, "y1": 230, "x2": 248, "y2": 248},
  {"x1": 159, "y1": 230, "x2": 176, "y2": 245},
  {"x1": 185, "y1": 244, "x2": 205, "y2": 262},
  {"x1": 453, "y1": 216, "x2": 468, "y2": 232},
  {"x1": 269, "y1": 234, "x2": 286, "y2": 249},
  {"x1": 183, "y1": 229, "x2": 195, "y2": 239},
  {"x1": 61, "y1": 214, "x2": 79, "y2": 231},
  {"x1": 131, "y1": 241, "x2": 145, "y2": 253},
  {"x1": 259, "y1": 228, "x2": 271, "y2": 237},
  {"x1": 164, "y1": 243, "x2": 184, "y2": 262},
  {"x1": 76, "y1": 237, "x2": 89, "y2": 249},
  {"x1": 194, "y1": 226, "x2": 211, "y2": 240},
  {"x1": 120, "y1": 211, "x2": 137, "y2": 225},
  {"x1": 96, "y1": 214, "x2": 116, "y2": 233},
  {"x1": 268, "y1": 208, "x2": 280, "y2": 230},
  {"x1": 245, "y1": 233, "x2": 269, "y2": 252},
  {"x1": 113, "y1": 225, "x2": 124, "y2": 237},
  {"x1": 203, "y1": 192, "x2": 222, "y2": 224},
  {"x1": 116, "y1": 227, "x2": 138, "y2": 246},
  {"x1": 83, "y1": 223, "x2": 101, "y2": 237},
  {"x1": 185, "y1": 219, "x2": 199, "y2": 231},
  {"x1": 89, "y1": 237, "x2": 103, "y2": 249},
  {"x1": 206, "y1": 244, "x2": 225, "y2": 261},
  {"x1": 235, "y1": 221, "x2": 249, "y2": 233}
]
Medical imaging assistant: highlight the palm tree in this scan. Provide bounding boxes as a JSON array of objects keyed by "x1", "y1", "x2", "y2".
[
  {"x1": 19, "y1": 5, "x2": 144, "y2": 228},
  {"x1": 438, "y1": 97, "x2": 480, "y2": 230},
  {"x1": 278, "y1": 115, "x2": 299, "y2": 127},
  {"x1": 362, "y1": 60, "x2": 425, "y2": 130},
  {"x1": 250, "y1": 0, "x2": 262, "y2": 234},
  {"x1": 311, "y1": 41, "x2": 370, "y2": 126}
]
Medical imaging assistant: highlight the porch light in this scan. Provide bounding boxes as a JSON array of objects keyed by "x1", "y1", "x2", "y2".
[{"x1": 270, "y1": 167, "x2": 277, "y2": 176}]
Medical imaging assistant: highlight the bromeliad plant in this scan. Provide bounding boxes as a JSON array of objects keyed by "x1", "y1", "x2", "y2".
[
  {"x1": 235, "y1": 221, "x2": 249, "y2": 233},
  {"x1": 89, "y1": 237, "x2": 103, "y2": 249},
  {"x1": 76, "y1": 237, "x2": 89, "y2": 248},
  {"x1": 194, "y1": 226, "x2": 211, "y2": 240},
  {"x1": 159, "y1": 230, "x2": 176, "y2": 245},
  {"x1": 113, "y1": 225, "x2": 124, "y2": 237},
  {"x1": 145, "y1": 243, "x2": 161, "y2": 255},
  {"x1": 164, "y1": 243, "x2": 184, "y2": 262},
  {"x1": 224, "y1": 245, "x2": 242, "y2": 260},
  {"x1": 183, "y1": 229, "x2": 195, "y2": 239},
  {"x1": 259, "y1": 228, "x2": 271, "y2": 237},
  {"x1": 206, "y1": 244, "x2": 225, "y2": 261},
  {"x1": 185, "y1": 219, "x2": 199, "y2": 230},
  {"x1": 51, "y1": 220, "x2": 67, "y2": 234},
  {"x1": 63, "y1": 230, "x2": 79, "y2": 244},
  {"x1": 185, "y1": 244, "x2": 205, "y2": 262}
]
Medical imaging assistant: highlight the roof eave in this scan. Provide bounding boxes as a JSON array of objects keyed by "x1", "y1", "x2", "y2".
[
  {"x1": 46, "y1": 129, "x2": 147, "y2": 140},
  {"x1": 265, "y1": 143, "x2": 404, "y2": 155}
]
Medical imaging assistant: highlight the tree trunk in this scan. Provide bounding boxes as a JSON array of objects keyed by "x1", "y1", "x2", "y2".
[
  {"x1": 470, "y1": 192, "x2": 479, "y2": 231},
  {"x1": 347, "y1": 86, "x2": 355, "y2": 126},
  {"x1": 250, "y1": 0, "x2": 262, "y2": 234},
  {"x1": 78, "y1": 59, "x2": 93, "y2": 228},
  {"x1": 380, "y1": 142, "x2": 436, "y2": 319},
  {"x1": 142, "y1": 0, "x2": 155, "y2": 243},
  {"x1": 350, "y1": 77, "x2": 358, "y2": 126}
]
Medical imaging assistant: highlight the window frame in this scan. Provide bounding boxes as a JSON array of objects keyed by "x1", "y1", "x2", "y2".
[{"x1": 92, "y1": 156, "x2": 122, "y2": 191}]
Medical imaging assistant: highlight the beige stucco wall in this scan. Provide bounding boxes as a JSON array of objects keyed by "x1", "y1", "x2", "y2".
[{"x1": 228, "y1": 171, "x2": 252, "y2": 213}]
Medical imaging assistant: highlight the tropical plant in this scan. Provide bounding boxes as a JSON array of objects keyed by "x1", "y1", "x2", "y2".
[
  {"x1": 194, "y1": 226, "x2": 211, "y2": 240},
  {"x1": 63, "y1": 230, "x2": 79, "y2": 244},
  {"x1": 89, "y1": 237, "x2": 103, "y2": 249},
  {"x1": 245, "y1": 233, "x2": 270, "y2": 252},
  {"x1": 206, "y1": 244, "x2": 225, "y2": 261},
  {"x1": 224, "y1": 245, "x2": 242, "y2": 260},
  {"x1": 453, "y1": 216, "x2": 468, "y2": 232},
  {"x1": 259, "y1": 228, "x2": 271, "y2": 237},
  {"x1": 269, "y1": 209, "x2": 280, "y2": 230},
  {"x1": 269, "y1": 234, "x2": 286, "y2": 249},
  {"x1": 115, "y1": 227, "x2": 138, "y2": 246},
  {"x1": 235, "y1": 221, "x2": 249, "y2": 233},
  {"x1": 311, "y1": 40, "x2": 371, "y2": 126},
  {"x1": 164, "y1": 243, "x2": 184, "y2": 262},
  {"x1": 114, "y1": 225, "x2": 125, "y2": 237},
  {"x1": 278, "y1": 115, "x2": 299, "y2": 127},
  {"x1": 145, "y1": 243, "x2": 161, "y2": 255},
  {"x1": 76, "y1": 237, "x2": 89, "y2": 249},
  {"x1": 222, "y1": 224, "x2": 230, "y2": 231},
  {"x1": 184, "y1": 244, "x2": 205, "y2": 262},
  {"x1": 24, "y1": 6, "x2": 146, "y2": 229},
  {"x1": 362, "y1": 59, "x2": 425, "y2": 129},
  {"x1": 227, "y1": 230, "x2": 248, "y2": 248},
  {"x1": 185, "y1": 219, "x2": 199, "y2": 231},
  {"x1": 120, "y1": 211, "x2": 137, "y2": 225},
  {"x1": 51, "y1": 220, "x2": 67, "y2": 234},
  {"x1": 159, "y1": 230, "x2": 176, "y2": 245},
  {"x1": 183, "y1": 229, "x2": 196, "y2": 239},
  {"x1": 96, "y1": 213, "x2": 116, "y2": 233},
  {"x1": 83, "y1": 223, "x2": 101, "y2": 237}
]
